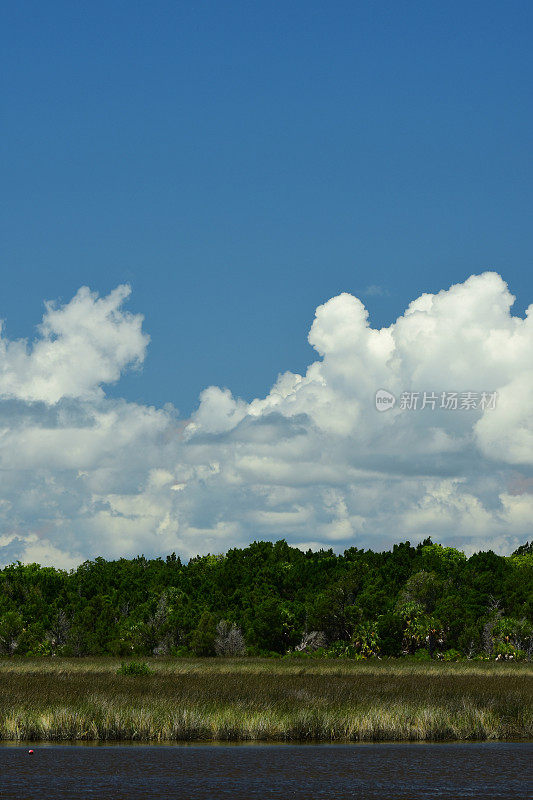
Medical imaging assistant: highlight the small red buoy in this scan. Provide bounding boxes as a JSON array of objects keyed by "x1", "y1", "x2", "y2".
[{"x1": 28, "y1": 749, "x2": 34, "y2": 754}]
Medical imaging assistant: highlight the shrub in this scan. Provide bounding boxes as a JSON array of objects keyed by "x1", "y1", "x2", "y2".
[
  {"x1": 171, "y1": 645, "x2": 193, "y2": 657},
  {"x1": 411, "y1": 648, "x2": 432, "y2": 661},
  {"x1": 117, "y1": 661, "x2": 153, "y2": 676},
  {"x1": 442, "y1": 648, "x2": 462, "y2": 661}
]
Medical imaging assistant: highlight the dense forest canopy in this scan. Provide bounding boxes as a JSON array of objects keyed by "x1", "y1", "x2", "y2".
[{"x1": 0, "y1": 540, "x2": 531, "y2": 659}]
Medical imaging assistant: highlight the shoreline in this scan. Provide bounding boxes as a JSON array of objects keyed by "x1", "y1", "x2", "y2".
[{"x1": 0, "y1": 731, "x2": 530, "y2": 744}]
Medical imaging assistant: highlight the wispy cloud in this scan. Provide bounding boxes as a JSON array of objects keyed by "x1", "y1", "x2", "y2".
[{"x1": 363, "y1": 284, "x2": 389, "y2": 297}]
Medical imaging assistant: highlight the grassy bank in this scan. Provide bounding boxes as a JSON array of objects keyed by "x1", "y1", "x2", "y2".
[{"x1": 0, "y1": 658, "x2": 531, "y2": 742}]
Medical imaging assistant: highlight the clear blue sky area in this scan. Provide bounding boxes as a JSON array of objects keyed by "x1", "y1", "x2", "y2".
[{"x1": 2, "y1": 1, "x2": 532, "y2": 415}]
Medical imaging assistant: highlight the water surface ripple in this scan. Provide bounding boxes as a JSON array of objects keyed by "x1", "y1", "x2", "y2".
[{"x1": 0, "y1": 741, "x2": 531, "y2": 799}]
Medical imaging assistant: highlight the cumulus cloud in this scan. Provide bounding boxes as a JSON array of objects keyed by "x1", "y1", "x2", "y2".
[
  {"x1": 0, "y1": 273, "x2": 531, "y2": 567},
  {"x1": 0, "y1": 285, "x2": 148, "y2": 403}
]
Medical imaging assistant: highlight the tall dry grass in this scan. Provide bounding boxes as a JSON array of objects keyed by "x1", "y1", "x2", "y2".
[{"x1": 0, "y1": 657, "x2": 530, "y2": 742}]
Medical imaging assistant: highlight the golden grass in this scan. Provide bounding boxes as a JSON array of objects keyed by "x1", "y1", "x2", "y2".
[{"x1": 0, "y1": 657, "x2": 531, "y2": 742}]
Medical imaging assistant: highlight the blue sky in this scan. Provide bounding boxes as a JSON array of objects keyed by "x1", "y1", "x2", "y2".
[{"x1": 3, "y1": 0, "x2": 532, "y2": 415}]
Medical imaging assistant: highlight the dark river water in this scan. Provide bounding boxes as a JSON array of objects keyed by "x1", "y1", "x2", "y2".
[{"x1": 0, "y1": 742, "x2": 531, "y2": 799}]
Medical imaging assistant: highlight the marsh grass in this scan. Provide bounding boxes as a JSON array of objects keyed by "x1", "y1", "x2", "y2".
[{"x1": 0, "y1": 658, "x2": 531, "y2": 742}]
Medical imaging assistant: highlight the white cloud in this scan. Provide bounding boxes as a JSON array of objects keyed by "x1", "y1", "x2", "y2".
[
  {"x1": 0, "y1": 285, "x2": 148, "y2": 403},
  {"x1": 0, "y1": 273, "x2": 531, "y2": 567}
]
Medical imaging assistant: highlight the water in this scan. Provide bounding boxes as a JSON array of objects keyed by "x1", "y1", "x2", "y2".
[{"x1": 0, "y1": 742, "x2": 531, "y2": 799}]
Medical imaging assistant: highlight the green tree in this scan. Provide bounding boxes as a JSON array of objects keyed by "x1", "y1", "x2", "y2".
[
  {"x1": 0, "y1": 611, "x2": 24, "y2": 654},
  {"x1": 190, "y1": 610, "x2": 218, "y2": 656}
]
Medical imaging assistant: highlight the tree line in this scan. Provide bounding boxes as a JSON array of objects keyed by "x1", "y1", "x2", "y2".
[{"x1": 0, "y1": 539, "x2": 531, "y2": 659}]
